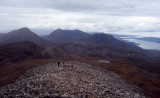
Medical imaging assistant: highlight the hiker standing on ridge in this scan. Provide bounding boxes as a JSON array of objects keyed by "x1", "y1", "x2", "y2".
[{"x1": 57, "y1": 61, "x2": 60, "y2": 67}]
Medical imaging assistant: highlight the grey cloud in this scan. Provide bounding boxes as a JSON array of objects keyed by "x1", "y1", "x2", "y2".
[
  {"x1": 0, "y1": 0, "x2": 160, "y2": 16},
  {"x1": 0, "y1": 0, "x2": 160, "y2": 37}
]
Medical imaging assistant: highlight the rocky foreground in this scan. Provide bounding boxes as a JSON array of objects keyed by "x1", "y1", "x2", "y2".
[{"x1": 0, "y1": 61, "x2": 145, "y2": 98}]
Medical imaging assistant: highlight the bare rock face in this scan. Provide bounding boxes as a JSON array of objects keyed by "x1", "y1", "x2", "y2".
[{"x1": 0, "y1": 61, "x2": 145, "y2": 98}]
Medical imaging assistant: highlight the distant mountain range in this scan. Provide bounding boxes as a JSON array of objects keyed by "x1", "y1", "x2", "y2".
[
  {"x1": 0, "y1": 27, "x2": 157, "y2": 57},
  {"x1": 0, "y1": 27, "x2": 146, "y2": 62},
  {"x1": 0, "y1": 27, "x2": 137, "y2": 49},
  {"x1": 44, "y1": 29, "x2": 137, "y2": 49}
]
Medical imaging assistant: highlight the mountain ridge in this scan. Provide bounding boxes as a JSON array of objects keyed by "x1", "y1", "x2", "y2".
[
  {"x1": 0, "y1": 61, "x2": 145, "y2": 98},
  {"x1": 46, "y1": 28, "x2": 90, "y2": 43}
]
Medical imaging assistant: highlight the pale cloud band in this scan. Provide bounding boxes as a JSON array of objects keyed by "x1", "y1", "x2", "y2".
[{"x1": 0, "y1": 0, "x2": 160, "y2": 37}]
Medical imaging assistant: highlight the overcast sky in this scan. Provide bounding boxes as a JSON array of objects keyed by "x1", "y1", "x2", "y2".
[{"x1": 0, "y1": 0, "x2": 160, "y2": 37}]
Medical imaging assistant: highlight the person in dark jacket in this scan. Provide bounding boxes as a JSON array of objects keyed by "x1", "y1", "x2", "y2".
[{"x1": 57, "y1": 61, "x2": 60, "y2": 67}]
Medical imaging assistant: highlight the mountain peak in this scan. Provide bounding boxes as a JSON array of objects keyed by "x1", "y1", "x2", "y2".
[
  {"x1": 19, "y1": 27, "x2": 30, "y2": 30},
  {"x1": 56, "y1": 28, "x2": 62, "y2": 30},
  {"x1": 0, "y1": 27, "x2": 44, "y2": 44},
  {"x1": 14, "y1": 27, "x2": 32, "y2": 34},
  {"x1": 54, "y1": 28, "x2": 63, "y2": 32},
  {"x1": 53, "y1": 29, "x2": 83, "y2": 33},
  {"x1": 47, "y1": 29, "x2": 90, "y2": 43}
]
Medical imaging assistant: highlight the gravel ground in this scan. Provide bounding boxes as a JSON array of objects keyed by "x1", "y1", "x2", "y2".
[{"x1": 0, "y1": 61, "x2": 146, "y2": 98}]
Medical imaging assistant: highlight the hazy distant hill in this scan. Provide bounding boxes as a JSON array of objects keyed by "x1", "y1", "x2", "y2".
[
  {"x1": 0, "y1": 27, "x2": 45, "y2": 44},
  {"x1": 137, "y1": 37, "x2": 160, "y2": 43}
]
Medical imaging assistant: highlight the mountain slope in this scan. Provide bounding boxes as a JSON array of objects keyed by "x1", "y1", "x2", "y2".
[
  {"x1": 0, "y1": 33, "x2": 7, "y2": 39},
  {"x1": 0, "y1": 27, "x2": 45, "y2": 44},
  {"x1": 0, "y1": 41, "x2": 69, "y2": 66},
  {"x1": 88, "y1": 33, "x2": 120, "y2": 44}
]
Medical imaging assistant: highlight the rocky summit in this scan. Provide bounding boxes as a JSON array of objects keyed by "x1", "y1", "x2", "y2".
[{"x1": 0, "y1": 61, "x2": 145, "y2": 98}]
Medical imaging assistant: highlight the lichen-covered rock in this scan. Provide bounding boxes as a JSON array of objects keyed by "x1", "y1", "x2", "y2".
[{"x1": 0, "y1": 61, "x2": 146, "y2": 98}]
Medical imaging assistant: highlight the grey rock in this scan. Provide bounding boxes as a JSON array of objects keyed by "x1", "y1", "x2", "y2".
[{"x1": 0, "y1": 61, "x2": 145, "y2": 98}]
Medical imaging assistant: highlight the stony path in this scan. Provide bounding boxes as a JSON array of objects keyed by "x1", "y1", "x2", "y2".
[{"x1": 0, "y1": 61, "x2": 145, "y2": 98}]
